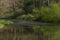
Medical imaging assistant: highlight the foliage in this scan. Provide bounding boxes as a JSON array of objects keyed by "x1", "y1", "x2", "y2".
[
  {"x1": 0, "y1": 24, "x2": 5, "y2": 28},
  {"x1": 17, "y1": 2, "x2": 60, "y2": 23},
  {"x1": 40, "y1": 3, "x2": 60, "y2": 22},
  {"x1": 0, "y1": 20, "x2": 14, "y2": 28},
  {"x1": 0, "y1": 20, "x2": 13, "y2": 25},
  {"x1": 17, "y1": 14, "x2": 35, "y2": 21},
  {"x1": 1, "y1": 0, "x2": 60, "y2": 40},
  {"x1": 31, "y1": 3, "x2": 60, "y2": 22},
  {"x1": 17, "y1": 8, "x2": 41, "y2": 21}
]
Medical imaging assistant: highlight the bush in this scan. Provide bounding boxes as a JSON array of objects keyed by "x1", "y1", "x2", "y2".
[
  {"x1": 40, "y1": 3, "x2": 60, "y2": 22},
  {"x1": 17, "y1": 2, "x2": 60, "y2": 23},
  {"x1": 17, "y1": 14, "x2": 35, "y2": 21},
  {"x1": 0, "y1": 20, "x2": 14, "y2": 28},
  {"x1": 30, "y1": 2, "x2": 60, "y2": 22}
]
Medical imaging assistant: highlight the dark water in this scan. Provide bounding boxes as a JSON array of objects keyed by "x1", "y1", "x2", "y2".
[
  {"x1": 0, "y1": 25, "x2": 59, "y2": 40},
  {"x1": 0, "y1": 19, "x2": 59, "y2": 40}
]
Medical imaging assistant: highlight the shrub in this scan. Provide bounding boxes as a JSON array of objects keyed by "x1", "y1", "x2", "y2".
[
  {"x1": 17, "y1": 2, "x2": 60, "y2": 23},
  {"x1": 17, "y1": 14, "x2": 35, "y2": 21},
  {"x1": 0, "y1": 20, "x2": 14, "y2": 28},
  {"x1": 40, "y1": 3, "x2": 60, "y2": 22}
]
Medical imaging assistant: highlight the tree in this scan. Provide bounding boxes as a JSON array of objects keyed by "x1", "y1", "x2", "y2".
[{"x1": 0, "y1": 0, "x2": 24, "y2": 19}]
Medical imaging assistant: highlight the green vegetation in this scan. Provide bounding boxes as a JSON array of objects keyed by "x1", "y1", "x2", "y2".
[
  {"x1": 0, "y1": 0, "x2": 60, "y2": 40},
  {"x1": 17, "y1": 2, "x2": 60, "y2": 23},
  {"x1": 0, "y1": 0, "x2": 60, "y2": 22},
  {"x1": 40, "y1": 3, "x2": 60, "y2": 22},
  {"x1": 0, "y1": 20, "x2": 13, "y2": 28}
]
